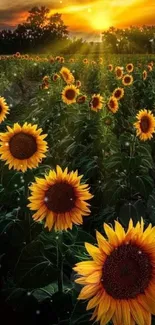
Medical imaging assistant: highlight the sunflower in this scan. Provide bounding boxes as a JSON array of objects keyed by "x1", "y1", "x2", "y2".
[
  {"x1": 28, "y1": 165, "x2": 93, "y2": 231},
  {"x1": 35, "y1": 56, "x2": 40, "y2": 61},
  {"x1": 0, "y1": 97, "x2": 10, "y2": 123},
  {"x1": 134, "y1": 109, "x2": 155, "y2": 141},
  {"x1": 24, "y1": 54, "x2": 29, "y2": 60},
  {"x1": 89, "y1": 94, "x2": 103, "y2": 112},
  {"x1": 49, "y1": 57, "x2": 55, "y2": 63},
  {"x1": 126, "y1": 63, "x2": 134, "y2": 73},
  {"x1": 42, "y1": 75, "x2": 50, "y2": 84},
  {"x1": 122, "y1": 74, "x2": 133, "y2": 86},
  {"x1": 53, "y1": 73, "x2": 60, "y2": 82},
  {"x1": 55, "y1": 56, "x2": 61, "y2": 62},
  {"x1": 0, "y1": 123, "x2": 48, "y2": 172},
  {"x1": 41, "y1": 84, "x2": 49, "y2": 90},
  {"x1": 108, "y1": 64, "x2": 113, "y2": 71},
  {"x1": 62, "y1": 85, "x2": 79, "y2": 105},
  {"x1": 60, "y1": 67, "x2": 75, "y2": 84},
  {"x1": 74, "y1": 218, "x2": 155, "y2": 325},
  {"x1": 148, "y1": 65, "x2": 153, "y2": 72},
  {"x1": 77, "y1": 95, "x2": 87, "y2": 104},
  {"x1": 143, "y1": 70, "x2": 147, "y2": 80},
  {"x1": 60, "y1": 57, "x2": 65, "y2": 63},
  {"x1": 99, "y1": 58, "x2": 103, "y2": 64},
  {"x1": 83, "y1": 58, "x2": 89, "y2": 64},
  {"x1": 112, "y1": 88, "x2": 124, "y2": 101},
  {"x1": 108, "y1": 96, "x2": 119, "y2": 113},
  {"x1": 69, "y1": 58, "x2": 75, "y2": 63},
  {"x1": 15, "y1": 52, "x2": 21, "y2": 58},
  {"x1": 115, "y1": 66, "x2": 123, "y2": 79},
  {"x1": 76, "y1": 80, "x2": 81, "y2": 88}
]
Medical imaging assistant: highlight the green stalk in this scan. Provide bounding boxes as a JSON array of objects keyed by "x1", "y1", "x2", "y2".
[{"x1": 57, "y1": 234, "x2": 63, "y2": 293}]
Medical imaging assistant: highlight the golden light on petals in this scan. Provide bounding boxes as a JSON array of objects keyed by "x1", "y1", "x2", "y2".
[
  {"x1": 122, "y1": 74, "x2": 133, "y2": 86},
  {"x1": 108, "y1": 64, "x2": 113, "y2": 71},
  {"x1": 134, "y1": 109, "x2": 155, "y2": 141},
  {"x1": 60, "y1": 67, "x2": 75, "y2": 84},
  {"x1": 126, "y1": 63, "x2": 134, "y2": 73},
  {"x1": 148, "y1": 65, "x2": 153, "y2": 72},
  {"x1": 108, "y1": 96, "x2": 119, "y2": 113},
  {"x1": 76, "y1": 95, "x2": 87, "y2": 104},
  {"x1": 112, "y1": 88, "x2": 124, "y2": 101},
  {"x1": 89, "y1": 94, "x2": 103, "y2": 112},
  {"x1": 53, "y1": 73, "x2": 60, "y2": 81},
  {"x1": 115, "y1": 66, "x2": 123, "y2": 79},
  {"x1": 0, "y1": 97, "x2": 10, "y2": 123},
  {"x1": 0, "y1": 123, "x2": 48, "y2": 172},
  {"x1": 28, "y1": 165, "x2": 93, "y2": 231},
  {"x1": 62, "y1": 84, "x2": 79, "y2": 105},
  {"x1": 143, "y1": 70, "x2": 148, "y2": 80},
  {"x1": 74, "y1": 218, "x2": 155, "y2": 325}
]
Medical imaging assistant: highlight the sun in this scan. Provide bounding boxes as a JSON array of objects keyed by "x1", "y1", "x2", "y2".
[{"x1": 91, "y1": 13, "x2": 111, "y2": 31}]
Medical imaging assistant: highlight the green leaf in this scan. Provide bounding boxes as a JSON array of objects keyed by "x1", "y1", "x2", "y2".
[
  {"x1": 14, "y1": 241, "x2": 58, "y2": 288},
  {"x1": 70, "y1": 300, "x2": 92, "y2": 325}
]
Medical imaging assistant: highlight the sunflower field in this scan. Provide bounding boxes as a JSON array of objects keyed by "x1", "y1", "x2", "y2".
[{"x1": 1, "y1": 53, "x2": 155, "y2": 325}]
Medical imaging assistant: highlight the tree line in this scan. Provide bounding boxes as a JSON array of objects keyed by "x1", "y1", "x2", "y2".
[{"x1": 0, "y1": 6, "x2": 155, "y2": 54}]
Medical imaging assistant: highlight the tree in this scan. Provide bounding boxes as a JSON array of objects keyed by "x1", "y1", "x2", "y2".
[{"x1": 26, "y1": 6, "x2": 49, "y2": 28}]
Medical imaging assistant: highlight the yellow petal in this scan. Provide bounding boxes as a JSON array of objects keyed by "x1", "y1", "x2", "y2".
[
  {"x1": 78, "y1": 284, "x2": 98, "y2": 300},
  {"x1": 85, "y1": 242, "x2": 103, "y2": 264},
  {"x1": 129, "y1": 300, "x2": 144, "y2": 325},
  {"x1": 104, "y1": 223, "x2": 119, "y2": 246},
  {"x1": 96, "y1": 231, "x2": 112, "y2": 255}
]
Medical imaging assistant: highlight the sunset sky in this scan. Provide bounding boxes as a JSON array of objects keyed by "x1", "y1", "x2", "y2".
[{"x1": 0, "y1": 0, "x2": 155, "y2": 40}]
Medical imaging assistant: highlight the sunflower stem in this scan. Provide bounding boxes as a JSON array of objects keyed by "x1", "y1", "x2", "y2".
[{"x1": 57, "y1": 233, "x2": 63, "y2": 293}]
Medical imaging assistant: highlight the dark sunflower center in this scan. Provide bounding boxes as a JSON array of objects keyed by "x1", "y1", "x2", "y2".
[
  {"x1": 143, "y1": 72, "x2": 147, "y2": 79},
  {"x1": 128, "y1": 65, "x2": 132, "y2": 70},
  {"x1": 124, "y1": 76, "x2": 131, "y2": 84},
  {"x1": 0, "y1": 105, "x2": 2, "y2": 113},
  {"x1": 114, "y1": 90, "x2": 121, "y2": 98},
  {"x1": 102, "y1": 243, "x2": 152, "y2": 299},
  {"x1": 140, "y1": 116, "x2": 150, "y2": 133},
  {"x1": 92, "y1": 97, "x2": 100, "y2": 108},
  {"x1": 117, "y1": 69, "x2": 122, "y2": 76},
  {"x1": 65, "y1": 89, "x2": 76, "y2": 100},
  {"x1": 109, "y1": 100, "x2": 115, "y2": 108},
  {"x1": 9, "y1": 132, "x2": 37, "y2": 160},
  {"x1": 44, "y1": 182, "x2": 76, "y2": 213}
]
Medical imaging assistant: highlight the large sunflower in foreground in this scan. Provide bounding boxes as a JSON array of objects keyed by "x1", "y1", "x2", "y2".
[
  {"x1": 0, "y1": 123, "x2": 48, "y2": 172},
  {"x1": 108, "y1": 96, "x2": 119, "y2": 113},
  {"x1": 74, "y1": 218, "x2": 155, "y2": 325},
  {"x1": 134, "y1": 109, "x2": 155, "y2": 141},
  {"x1": 122, "y1": 74, "x2": 133, "y2": 86},
  {"x1": 60, "y1": 67, "x2": 75, "y2": 84},
  {"x1": 28, "y1": 165, "x2": 93, "y2": 231},
  {"x1": 89, "y1": 94, "x2": 103, "y2": 112},
  {"x1": 0, "y1": 97, "x2": 10, "y2": 123},
  {"x1": 62, "y1": 85, "x2": 79, "y2": 105},
  {"x1": 112, "y1": 88, "x2": 124, "y2": 101}
]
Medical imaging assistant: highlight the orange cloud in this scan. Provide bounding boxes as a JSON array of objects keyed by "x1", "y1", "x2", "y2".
[{"x1": 0, "y1": 0, "x2": 155, "y2": 35}]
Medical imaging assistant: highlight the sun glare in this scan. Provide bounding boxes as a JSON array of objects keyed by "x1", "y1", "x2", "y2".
[{"x1": 91, "y1": 13, "x2": 111, "y2": 31}]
